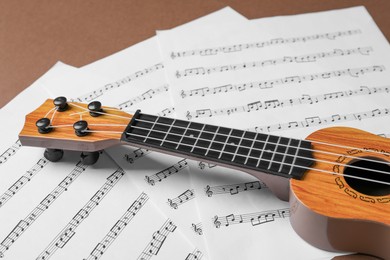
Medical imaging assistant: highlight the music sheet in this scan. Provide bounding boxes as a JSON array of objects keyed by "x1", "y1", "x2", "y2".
[
  {"x1": 37, "y1": 7, "x2": 247, "y2": 258},
  {"x1": 157, "y1": 6, "x2": 390, "y2": 259}
]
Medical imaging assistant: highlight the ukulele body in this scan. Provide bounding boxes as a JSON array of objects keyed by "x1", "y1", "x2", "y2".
[{"x1": 289, "y1": 127, "x2": 390, "y2": 259}]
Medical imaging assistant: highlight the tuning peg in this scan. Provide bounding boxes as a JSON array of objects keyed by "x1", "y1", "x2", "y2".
[
  {"x1": 73, "y1": 120, "x2": 89, "y2": 136},
  {"x1": 36, "y1": 118, "x2": 52, "y2": 134},
  {"x1": 80, "y1": 151, "x2": 100, "y2": 165},
  {"x1": 44, "y1": 148, "x2": 64, "y2": 162},
  {"x1": 53, "y1": 96, "x2": 68, "y2": 112},
  {"x1": 88, "y1": 101, "x2": 103, "y2": 117}
]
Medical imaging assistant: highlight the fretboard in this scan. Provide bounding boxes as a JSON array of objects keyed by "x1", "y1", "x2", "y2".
[{"x1": 121, "y1": 111, "x2": 313, "y2": 179}]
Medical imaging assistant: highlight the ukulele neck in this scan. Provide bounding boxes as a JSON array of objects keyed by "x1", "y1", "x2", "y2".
[{"x1": 121, "y1": 111, "x2": 314, "y2": 179}]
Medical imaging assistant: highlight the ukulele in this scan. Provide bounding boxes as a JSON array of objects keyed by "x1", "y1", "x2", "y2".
[{"x1": 19, "y1": 97, "x2": 390, "y2": 259}]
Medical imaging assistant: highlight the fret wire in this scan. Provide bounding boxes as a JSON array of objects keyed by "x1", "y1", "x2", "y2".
[
  {"x1": 175, "y1": 121, "x2": 192, "y2": 149},
  {"x1": 278, "y1": 138, "x2": 293, "y2": 173},
  {"x1": 256, "y1": 135, "x2": 270, "y2": 168},
  {"x1": 231, "y1": 131, "x2": 246, "y2": 162},
  {"x1": 267, "y1": 136, "x2": 282, "y2": 170},
  {"x1": 126, "y1": 132, "x2": 390, "y2": 184},
  {"x1": 128, "y1": 118, "x2": 389, "y2": 170},
  {"x1": 218, "y1": 129, "x2": 233, "y2": 159},
  {"x1": 288, "y1": 139, "x2": 302, "y2": 175},
  {"x1": 142, "y1": 116, "x2": 160, "y2": 143},
  {"x1": 190, "y1": 124, "x2": 206, "y2": 153},
  {"x1": 131, "y1": 117, "x2": 389, "y2": 159},
  {"x1": 244, "y1": 132, "x2": 259, "y2": 165},
  {"x1": 160, "y1": 119, "x2": 176, "y2": 147},
  {"x1": 205, "y1": 126, "x2": 220, "y2": 156}
]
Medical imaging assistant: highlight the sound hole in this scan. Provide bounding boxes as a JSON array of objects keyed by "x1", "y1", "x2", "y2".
[{"x1": 344, "y1": 157, "x2": 390, "y2": 196}]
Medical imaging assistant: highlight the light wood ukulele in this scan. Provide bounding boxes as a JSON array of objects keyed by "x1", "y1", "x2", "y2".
[{"x1": 19, "y1": 97, "x2": 390, "y2": 259}]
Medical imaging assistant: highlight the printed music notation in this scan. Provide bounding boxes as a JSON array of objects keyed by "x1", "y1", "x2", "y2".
[
  {"x1": 167, "y1": 189, "x2": 195, "y2": 209},
  {"x1": 123, "y1": 148, "x2": 151, "y2": 164},
  {"x1": 85, "y1": 192, "x2": 149, "y2": 260},
  {"x1": 145, "y1": 159, "x2": 188, "y2": 186},
  {"x1": 157, "y1": 107, "x2": 176, "y2": 117},
  {"x1": 0, "y1": 158, "x2": 48, "y2": 208},
  {"x1": 73, "y1": 63, "x2": 164, "y2": 103},
  {"x1": 0, "y1": 161, "x2": 87, "y2": 258},
  {"x1": 248, "y1": 107, "x2": 390, "y2": 133},
  {"x1": 197, "y1": 161, "x2": 217, "y2": 170},
  {"x1": 36, "y1": 168, "x2": 125, "y2": 260},
  {"x1": 186, "y1": 86, "x2": 389, "y2": 120},
  {"x1": 137, "y1": 219, "x2": 177, "y2": 260},
  {"x1": 175, "y1": 47, "x2": 372, "y2": 78},
  {"x1": 0, "y1": 139, "x2": 22, "y2": 165},
  {"x1": 170, "y1": 29, "x2": 361, "y2": 59},
  {"x1": 117, "y1": 85, "x2": 169, "y2": 110},
  {"x1": 213, "y1": 208, "x2": 290, "y2": 228},
  {"x1": 185, "y1": 249, "x2": 203, "y2": 260},
  {"x1": 180, "y1": 65, "x2": 385, "y2": 98},
  {"x1": 205, "y1": 181, "x2": 266, "y2": 197},
  {"x1": 191, "y1": 223, "x2": 203, "y2": 235}
]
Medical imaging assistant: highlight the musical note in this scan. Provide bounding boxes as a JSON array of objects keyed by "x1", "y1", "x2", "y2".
[
  {"x1": 85, "y1": 193, "x2": 149, "y2": 260},
  {"x1": 117, "y1": 85, "x2": 169, "y2": 110},
  {"x1": 123, "y1": 148, "x2": 151, "y2": 164},
  {"x1": 137, "y1": 219, "x2": 176, "y2": 260},
  {"x1": 185, "y1": 249, "x2": 203, "y2": 260},
  {"x1": 191, "y1": 223, "x2": 203, "y2": 235},
  {"x1": 204, "y1": 181, "x2": 266, "y2": 197},
  {"x1": 0, "y1": 158, "x2": 48, "y2": 208},
  {"x1": 157, "y1": 107, "x2": 175, "y2": 117},
  {"x1": 73, "y1": 63, "x2": 164, "y2": 102},
  {"x1": 36, "y1": 168, "x2": 125, "y2": 259},
  {"x1": 0, "y1": 161, "x2": 88, "y2": 257},
  {"x1": 180, "y1": 65, "x2": 385, "y2": 98},
  {"x1": 0, "y1": 139, "x2": 22, "y2": 165},
  {"x1": 249, "y1": 107, "x2": 390, "y2": 133},
  {"x1": 170, "y1": 29, "x2": 361, "y2": 59},
  {"x1": 175, "y1": 47, "x2": 372, "y2": 77},
  {"x1": 185, "y1": 85, "x2": 390, "y2": 120},
  {"x1": 213, "y1": 208, "x2": 290, "y2": 228},
  {"x1": 145, "y1": 159, "x2": 188, "y2": 186},
  {"x1": 167, "y1": 189, "x2": 195, "y2": 209}
]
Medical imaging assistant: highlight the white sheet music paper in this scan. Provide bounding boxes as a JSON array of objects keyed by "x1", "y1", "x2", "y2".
[
  {"x1": 157, "y1": 6, "x2": 390, "y2": 259},
  {"x1": 39, "y1": 7, "x2": 248, "y2": 258},
  {"x1": 0, "y1": 84, "x2": 195, "y2": 260}
]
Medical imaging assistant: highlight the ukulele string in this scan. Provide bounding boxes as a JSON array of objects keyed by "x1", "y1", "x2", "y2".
[
  {"x1": 42, "y1": 105, "x2": 390, "y2": 185},
  {"x1": 44, "y1": 106, "x2": 56, "y2": 118},
  {"x1": 131, "y1": 118, "x2": 390, "y2": 167},
  {"x1": 127, "y1": 127, "x2": 390, "y2": 181},
  {"x1": 68, "y1": 102, "x2": 132, "y2": 120},
  {"x1": 127, "y1": 131, "x2": 390, "y2": 186}
]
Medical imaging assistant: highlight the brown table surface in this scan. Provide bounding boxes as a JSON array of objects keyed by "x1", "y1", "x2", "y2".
[{"x1": 0, "y1": 1, "x2": 388, "y2": 259}]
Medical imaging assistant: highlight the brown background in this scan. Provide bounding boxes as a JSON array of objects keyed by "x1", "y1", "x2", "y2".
[{"x1": 0, "y1": 1, "x2": 387, "y2": 259}]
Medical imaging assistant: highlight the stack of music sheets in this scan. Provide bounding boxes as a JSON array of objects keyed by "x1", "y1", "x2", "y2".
[{"x1": 0, "y1": 6, "x2": 389, "y2": 260}]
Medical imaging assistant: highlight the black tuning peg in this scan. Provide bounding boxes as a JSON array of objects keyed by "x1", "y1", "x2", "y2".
[
  {"x1": 53, "y1": 96, "x2": 68, "y2": 112},
  {"x1": 36, "y1": 118, "x2": 52, "y2": 134},
  {"x1": 88, "y1": 101, "x2": 103, "y2": 117},
  {"x1": 80, "y1": 151, "x2": 100, "y2": 165},
  {"x1": 73, "y1": 120, "x2": 89, "y2": 137}
]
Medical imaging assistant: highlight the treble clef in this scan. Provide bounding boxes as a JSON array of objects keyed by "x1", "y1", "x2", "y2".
[
  {"x1": 186, "y1": 111, "x2": 192, "y2": 120},
  {"x1": 168, "y1": 199, "x2": 178, "y2": 209},
  {"x1": 205, "y1": 185, "x2": 213, "y2": 197},
  {"x1": 213, "y1": 216, "x2": 221, "y2": 228},
  {"x1": 181, "y1": 90, "x2": 187, "y2": 98},
  {"x1": 145, "y1": 176, "x2": 155, "y2": 186}
]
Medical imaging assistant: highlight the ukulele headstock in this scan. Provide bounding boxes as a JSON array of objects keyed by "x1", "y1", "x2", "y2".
[{"x1": 19, "y1": 97, "x2": 132, "y2": 153}]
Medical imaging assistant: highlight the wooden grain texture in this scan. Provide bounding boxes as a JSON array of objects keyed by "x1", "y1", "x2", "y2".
[
  {"x1": 19, "y1": 99, "x2": 132, "y2": 152},
  {"x1": 291, "y1": 127, "x2": 390, "y2": 225}
]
